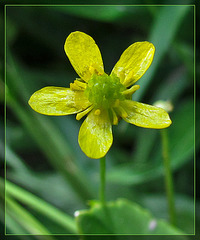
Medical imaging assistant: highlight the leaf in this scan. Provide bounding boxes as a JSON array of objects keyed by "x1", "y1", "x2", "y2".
[
  {"x1": 173, "y1": 42, "x2": 194, "y2": 76},
  {"x1": 6, "y1": 197, "x2": 53, "y2": 237},
  {"x1": 5, "y1": 180, "x2": 77, "y2": 234},
  {"x1": 54, "y1": 6, "x2": 133, "y2": 23},
  {"x1": 134, "y1": 5, "x2": 190, "y2": 101},
  {"x1": 4, "y1": 213, "x2": 29, "y2": 236},
  {"x1": 139, "y1": 194, "x2": 196, "y2": 234},
  {"x1": 75, "y1": 199, "x2": 186, "y2": 238}
]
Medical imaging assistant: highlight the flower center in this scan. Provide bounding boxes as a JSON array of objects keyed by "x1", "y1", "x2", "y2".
[{"x1": 85, "y1": 73, "x2": 126, "y2": 109}]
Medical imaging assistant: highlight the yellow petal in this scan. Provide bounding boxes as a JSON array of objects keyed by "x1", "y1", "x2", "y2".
[
  {"x1": 28, "y1": 86, "x2": 91, "y2": 116},
  {"x1": 64, "y1": 31, "x2": 104, "y2": 82},
  {"x1": 120, "y1": 100, "x2": 172, "y2": 129},
  {"x1": 111, "y1": 42, "x2": 155, "y2": 87},
  {"x1": 78, "y1": 109, "x2": 113, "y2": 159}
]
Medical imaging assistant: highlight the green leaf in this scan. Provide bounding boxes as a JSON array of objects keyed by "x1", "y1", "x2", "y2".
[
  {"x1": 167, "y1": 100, "x2": 195, "y2": 167},
  {"x1": 76, "y1": 199, "x2": 186, "y2": 237},
  {"x1": 4, "y1": 214, "x2": 29, "y2": 237},
  {"x1": 134, "y1": 5, "x2": 190, "y2": 101},
  {"x1": 54, "y1": 6, "x2": 134, "y2": 23},
  {"x1": 5, "y1": 180, "x2": 77, "y2": 234},
  {"x1": 173, "y1": 42, "x2": 194, "y2": 76},
  {"x1": 139, "y1": 194, "x2": 195, "y2": 234},
  {"x1": 6, "y1": 197, "x2": 54, "y2": 237}
]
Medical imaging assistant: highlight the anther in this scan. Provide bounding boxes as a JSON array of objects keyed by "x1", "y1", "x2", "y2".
[
  {"x1": 94, "y1": 109, "x2": 101, "y2": 115},
  {"x1": 76, "y1": 105, "x2": 93, "y2": 120},
  {"x1": 124, "y1": 71, "x2": 136, "y2": 87},
  {"x1": 70, "y1": 82, "x2": 78, "y2": 91},
  {"x1": 89, "y1": 66, "x2": 95, "y2": 75},
  {"x1": 122, "y1": 85, "x2": 140, "y2": 96},
  {"x1": 113, "y1": 99, "x2": 120, "y2": 107},
  {"x1": 116, "y1": 106, "x2": 128, "y2": 118},
  {"x1": 75, "y1": 80, "x2": 87, "y2": 89},
  {"x1": 111, "y1": 108, "x2": 118, "y2": 125},
  {"x1": 70, "y1": 80, "x2": 87, "y2": 91},
  {"x1": 89, "y1": 65, "x2": 102, "y2": 76}
]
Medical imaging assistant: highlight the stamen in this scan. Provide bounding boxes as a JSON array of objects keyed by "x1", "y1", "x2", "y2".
[
  {"x1": 94, "y1": 109, "x2": 101, "y2": 115},
  {"x1": 75, "y1": 80, "x2": 87, "y2": 89},
  {"x1": 89, "y1": 65, "x2": 100, "y2": 76},
  {"x1": 122, "y1": 85, "x2": 140, "y2": 96},
  {"x1": 111, "y1": 108, "x2": 118, "y2": 125},
  {"x1": 116, "y1": 105, "x2": 128, "y2": 118},
  {"x1": 89, "y1": 66, "x2": 95, "y2": 75},
  {"x1": 124, "y1": 71, "x2": 136, "y2": 87},
  {"x1": 70, "y1": 82, "x2": 79, "y2": 91},
  {"x1": 70, "y1": 79, "x2": 87, "y2": 91},
  {"x1": 76, "y1": 105, "x2": 93, "y2": 120},
  {"x1": 113, "y1": 99, "x2": 120, "y2": 107}
]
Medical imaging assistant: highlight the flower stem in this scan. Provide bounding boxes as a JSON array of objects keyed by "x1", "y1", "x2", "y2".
[
  {"x1": 99, "y1": 156, "x2": 106, "y2": 205},
  {"x1": 161, "y1": 129, "x2": 176, "y2": 225}
]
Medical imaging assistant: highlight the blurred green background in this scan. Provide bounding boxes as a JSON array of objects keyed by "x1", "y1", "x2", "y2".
[{"x1": 1, "y1": 3, "x2": 199, "y2": 238}]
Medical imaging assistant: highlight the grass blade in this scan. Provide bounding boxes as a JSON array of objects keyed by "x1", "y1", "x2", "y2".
[
  {"x1": 6, "y1": 197, "x2": 54, "y2": 237},
  {"x1": 5, "y1": 180, "x2": 77, "y2": 233},
  {"x1": 134, "y1": 5, "x2": 190, "y2": 101}
]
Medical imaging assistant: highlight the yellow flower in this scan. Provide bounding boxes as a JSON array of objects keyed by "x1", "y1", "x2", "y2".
[{"x1": 29, "y1": 31, "x2": 172, "y2": 159}]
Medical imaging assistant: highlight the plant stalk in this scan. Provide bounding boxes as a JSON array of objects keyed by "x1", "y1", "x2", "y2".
[
  {"x1": 161, "y1": 129, "x2": 176, "y2": 225},
  {"x1": 99, "y1": 156, "x2": 106, "y2": 205}
]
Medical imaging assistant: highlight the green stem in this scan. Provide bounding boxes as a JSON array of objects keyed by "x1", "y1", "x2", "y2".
[
  {"x1": 99, "y1": 156, "x2": 106, "y2": 205},
  {"x1": 161, "y1": 129, "x2": 176, "y2": 225}
]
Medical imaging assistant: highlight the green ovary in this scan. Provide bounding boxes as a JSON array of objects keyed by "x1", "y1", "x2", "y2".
[{"x1": 85, "y1": 73, "x2": 126, "y2": 109}]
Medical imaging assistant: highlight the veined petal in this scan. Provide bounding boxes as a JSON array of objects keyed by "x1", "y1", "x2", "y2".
[
  {"x1": 28, "y1": 86, "x2": 91, "y2": 116},
  {"x1": 64, "y1": 31, "x2": 104, "y2": 82},
  {"x1": 111, "y1": 42, "x2": 155, "y2": 87},
  {"x1": 120, "y1": 100, "x2": 172, "y2": 129},
  {"x1": 78, "y1": 109, "x2": 113, "y2": 159}
]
